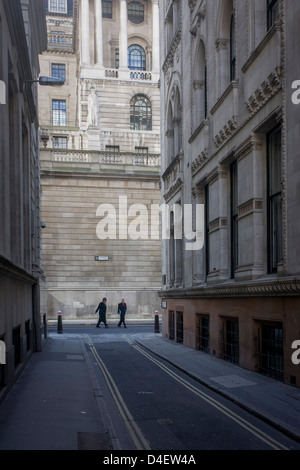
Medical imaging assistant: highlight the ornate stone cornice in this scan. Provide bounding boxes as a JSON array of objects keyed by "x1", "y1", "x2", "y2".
[
  {"x1": 162, "y1": 29, "x2": 182, "y2": 74},
  {"x1": 159, "y1": 278, "x2": 300, "y2": 299}
]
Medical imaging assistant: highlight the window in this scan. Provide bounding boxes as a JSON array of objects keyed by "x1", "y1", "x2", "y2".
[
  {"x1": 105, "y1": 145, "x2": 120, "y2": 153},
  {"x1": 102, "y1": 0, "x2": 112, "y2": 19},
  {"x1": 231, "y1": 161, "x2": 238, "y2": 277},
  {"x1": 115, "y1": 51, "x2": 119, "y2": 69},
  {"x1": 221, "y1": 318, "x2": 239, "y2": 365},
  {"x1": 205, "y1": 185, "x2": 210, "y2": 277},
  {"x1": 128, "y1": 45, "x2": 146, "y2": 71},
  {"x1": 49, "y1": 0, "x2": 67, "y2": 13},
  {"x1": 130, "y1": 95, "x2": 152, "y2": 131},
  {"x1": 267, "y1": 126, "x2": 282, "y2": 273},
  {"x1": 51, "y1": 64, "x2": 66, "y2": 82},
  {"x1": 230, "y1": 13, "x2": 236, "y2": 81},
  {"x1": 52, "y1": 100, "x2": 66, "y2": 126},
  {"x1": 53, "y1": 136, "x2": 67, "y2": 149},
  {"x1": 128, "y1": 1, "x2": 144, "y2": 24},
  {"x1": 176, "y1": 312, "x2": 184, "y2": 344},
  {"x1": 197, "y1": 315, "x2": 210, "y2": 354},
  {"x1": 135, "y1": 147, "x2": 148, "y2": 154},
  {"x1": 267, "y1": 0, "x2": 279, "y2": 30},
  {"x1": 256, "y1": 322, "x2": 283, "y2": 381}
]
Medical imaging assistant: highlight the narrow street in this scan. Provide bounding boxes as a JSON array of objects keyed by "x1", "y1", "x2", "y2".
[{"x1": 62, "y1": 325, "x2": 300, "y2": 451}]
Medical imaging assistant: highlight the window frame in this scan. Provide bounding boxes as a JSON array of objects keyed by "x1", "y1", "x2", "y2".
[
  {"x1": 53, "y1": 136, "x2": 68, "y2": 149},
  {"x1": 48, "y1": 0, "x2": 67, "y2": 14},
  {"x1": 52, "y1": 99, "x2": 67, "y2": 127},
  {"x1": 130, "y1": 94, "x2": 152, "y2": 131},
  {"x1": 267, "y1": 0, "x2": 279, "y2": 30},
  {"x1": 128, "y1": 1, "x2": 145, "y2": 24},
  {"x1": 51, "y1": 63, "x2": 66, "y2": 82},
  {"x1": 102, "y1": 0, "x2": 112, "y2": 19},
  {"x1": 267, "y1": 125, "x2": 282, "y2": 273},
  {"x1": 128, "y1": 44, "x2": 146, "y2": 71}
]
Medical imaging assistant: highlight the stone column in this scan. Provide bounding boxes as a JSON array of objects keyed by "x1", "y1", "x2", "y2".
[
  {"x1": 95, "y1": 0, "x2": 103, "y2": 67},
  {"x1": 81, "y1": 0, "x2": 90, "y2": 66},
  {"x1": 119, "y1": 0, "x2": 128, "y2": 70},
  {"x1": 152, "y1": 0, "x2": 160, "y2": 72}
]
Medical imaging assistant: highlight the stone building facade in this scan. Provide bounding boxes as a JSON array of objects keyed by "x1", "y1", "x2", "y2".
[
  {"x1": 0, "y1": 0, "x2": 47, "y2": 402},
  {"x1": 38, "y1": 0, "x2": 162, "y2": 321},
  {"x1": 159, "y1": 0, "x2": 300, "y2": 387}
]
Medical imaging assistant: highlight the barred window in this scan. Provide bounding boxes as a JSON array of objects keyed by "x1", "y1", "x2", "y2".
[
  {"x1": 128, "y1": 44, "x2": 146, "y2": 71},
  {"x1": 128, "y1": 1, "x2": 144, "y2": 24},
  {"x1": 130, "y1": 95, "x2": 152, "y2": 131}
]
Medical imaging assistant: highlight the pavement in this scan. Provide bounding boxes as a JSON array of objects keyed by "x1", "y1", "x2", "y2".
[{"x1": 0, "y1": 323, "x2": 299, "y2": 450}]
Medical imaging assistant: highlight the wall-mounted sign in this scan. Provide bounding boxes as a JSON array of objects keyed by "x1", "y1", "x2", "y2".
[
  {"x1": 161, "y1": 301, "x2": 167, "y2": 309},
  {"x1": 95, "y1": 256, "x2": 109, "y2": 261}
]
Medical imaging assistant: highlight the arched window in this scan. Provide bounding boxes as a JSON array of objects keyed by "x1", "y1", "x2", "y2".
[
  {"x1": 128, "y1": 1, "x2": 144, "y2": 24},
  {"x1": 193, "y1": 40, "x2": 208, "y2": 126},
  {"x1": 128, "y1": 44, "x2": 146, "y2": 71},
  {"x1": 130, "y1": 95, "x2": 152, "y2": 131},
  {"x1": 230, "y1": 13, "x2": 236, "y2": 81}
]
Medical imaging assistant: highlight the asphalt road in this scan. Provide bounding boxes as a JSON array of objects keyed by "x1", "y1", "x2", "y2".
[{"x1": 55, "y1": 325, "x2": 300, "y2": 451}]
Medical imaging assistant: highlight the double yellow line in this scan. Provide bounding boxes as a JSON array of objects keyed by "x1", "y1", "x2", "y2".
[
  {"x1": 86, "y1": 335, "x2": 151, "y2": 451},
  {"x1": 123, "y1": 335, "x2": 289, "y2": 451}
]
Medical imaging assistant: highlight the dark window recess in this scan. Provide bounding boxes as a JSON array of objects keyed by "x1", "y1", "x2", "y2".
[
  {"x1": 0, "y1": 335, "x2": 5, "y2": 389},
  {"x1": 25, "y1": 320, "x2": 31, "y2": 352},
  {"x1": 231, "y1": 161, "x2": 238, "y2": 277},
  {"x1": 267, "y1": 0, "x2": 279, "y2": 30},
  {"x1": 256, "y1": 323, "x2": 283, "y2": 381},
  {"x1": 176, "y1": 312, "x2": 183, "y2": 344},
  {"x1": 169, "y1": 311, "x2": 175, "y2": 341},
  {"x1": 13, "y1": 326, "x2": 21, "y2": 368},
  {"x1": 267, "y1": 126, "x2": 282, "y2": 273},
  {"x1": 230, "y1": 13, "x2": 236, "y2": 81},
  {"x1": 222, "y1": 318, "x2": 239, "y2": 365},
  {"x1": 205, "y1": 184, "x2": 210, "y2": 277},
  {"x1": 197, "y1": 315, "x2": 210, "y2": 354}
]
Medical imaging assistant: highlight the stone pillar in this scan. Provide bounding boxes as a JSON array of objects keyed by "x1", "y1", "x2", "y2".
[
  {"x1": 81, "y1": 0, "x2": 90, "y2": 66},
  {"x1": 152, "y1": 0, "x2": 160, "y2": 72},
  {"x1": 119, "y1": 0, "x2": 128, "y2": 70},
  {"x1": 95, "y1": 0, "x2": 103, "y2": 67}
]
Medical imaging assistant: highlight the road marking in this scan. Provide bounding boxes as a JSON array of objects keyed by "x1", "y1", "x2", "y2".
[
  {"x1": 122, "y1": 335, "x2": 289, "y2": 451},
  {"x1": 85, "y1": 335, "x2": 151, "y2": 451}
]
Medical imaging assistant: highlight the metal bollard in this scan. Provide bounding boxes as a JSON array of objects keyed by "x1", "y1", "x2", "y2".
[
  {"x1": 57, "y1": 311, "x2": 63, "y2": 334},
  {"x1": 154, "y1": 310, "x2": 160, "y2": 333}
]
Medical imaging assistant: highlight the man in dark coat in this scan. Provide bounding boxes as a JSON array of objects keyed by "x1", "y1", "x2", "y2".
[
  {"x1": 118, "y1": 298, "x2": 127, "y2": 328},
  {"x1": 95, "y1": 297, "x2": 109, "y2": 328}
]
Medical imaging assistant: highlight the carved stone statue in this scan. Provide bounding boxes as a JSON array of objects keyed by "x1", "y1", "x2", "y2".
[{"x1": 88, "y1": 87, "x2": 99, "y2": 127}]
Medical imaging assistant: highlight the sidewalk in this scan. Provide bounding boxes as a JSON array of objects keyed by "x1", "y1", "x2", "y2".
[
  {"x1": 0, "y1": 334, "x2": 116, "y2": 450},
  {"x1": 134, "y1": 333, "x2": 300, "y2": 443},
  {"x1": 0, "y1": 328, "x2": 299, "y2": 450}
]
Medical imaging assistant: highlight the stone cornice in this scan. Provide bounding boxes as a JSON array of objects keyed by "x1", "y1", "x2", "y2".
[
  {"x1": 0, "y1": 255, "x2": 37, "y2": 285},
  {"x1": 159, "y1": 278, "x2": 300, "y2": 299},
  {"x1": 162, "y1": 28, "x2": 182, "y2": 75}
]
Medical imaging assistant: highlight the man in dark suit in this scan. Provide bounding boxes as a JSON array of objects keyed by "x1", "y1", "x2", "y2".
[
  {"x1": 95, "y1": 297, "x2": 109, "y2": 328},
  {"x1": 118, "y1": 298, "x2": 127, "y2": 328}
]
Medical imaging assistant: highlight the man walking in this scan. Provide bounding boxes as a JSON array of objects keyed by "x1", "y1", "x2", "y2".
[
  {"x1": 95, "y1": 297, "x2": 109, "y2": 328},
  {"x1": 118, "y1": 298, "x2": 127, "y2": 328}
]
